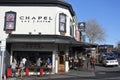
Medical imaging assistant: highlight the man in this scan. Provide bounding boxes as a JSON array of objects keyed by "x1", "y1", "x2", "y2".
[
  {"x1": 46, "y1": 58, "x2": 51, "y2": 65},
  {"x1": 22, "y1": 58, "x2": 26, "y2": 65},
  {"x1": 90, "y1": 57, "x2": 96, "y2": 71}
]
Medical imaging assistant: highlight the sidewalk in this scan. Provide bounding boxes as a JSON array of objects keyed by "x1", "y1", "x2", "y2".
[{"x1": 6, "y1": 69, "x2": 95, "y2": 80}]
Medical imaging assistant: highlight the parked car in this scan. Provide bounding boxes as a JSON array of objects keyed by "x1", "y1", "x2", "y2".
[{"x1": 103, "y1": 57, "x2": 119, "y2": 66}]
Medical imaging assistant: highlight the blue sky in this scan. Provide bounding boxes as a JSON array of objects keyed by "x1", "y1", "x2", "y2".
[{"x1": 66, "y1": 0, "x2": 120, "y2": 47}]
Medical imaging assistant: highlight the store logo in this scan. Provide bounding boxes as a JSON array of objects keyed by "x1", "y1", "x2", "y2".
[{"x1": 19, "y1": 16, "x2": 53, "y2": 23}]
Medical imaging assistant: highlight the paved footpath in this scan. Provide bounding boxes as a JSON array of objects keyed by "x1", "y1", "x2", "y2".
[{"x1": 6, "y1": 69, "x2": 95, "y2": 80}]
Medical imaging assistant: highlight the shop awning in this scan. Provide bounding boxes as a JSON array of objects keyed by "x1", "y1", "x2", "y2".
[{"x1": 6, "y1": 34, "x2": 97, "y2": 47}]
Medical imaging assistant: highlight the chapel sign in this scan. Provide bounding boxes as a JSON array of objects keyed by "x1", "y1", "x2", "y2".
[{"x1": 19, "y1": 16, "x2": 53, "y2": 23}]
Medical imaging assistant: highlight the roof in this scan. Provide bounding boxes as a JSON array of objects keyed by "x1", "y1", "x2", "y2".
[
  {"x1": 6, "y1": 34, "x2": 97, "y2": 47},
  {"x1": 0, "y1": 0, "x2": 66, "y2": 2},
  {"x1": 0, "y1": 0, "x2": 75, "y2": 16}
]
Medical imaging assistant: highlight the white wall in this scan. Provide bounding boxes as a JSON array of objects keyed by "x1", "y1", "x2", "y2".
[
  {"x1": 0, "y1": 6, "x2": 73, "y2": 37},
  {"x1": 0, "y1": 6, "x2": 55, "y2": 34}
]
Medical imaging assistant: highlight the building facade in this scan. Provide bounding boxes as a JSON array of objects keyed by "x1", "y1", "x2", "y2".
[{"x1": 0, "y1": 0, "x2": 95, "y2": 76}]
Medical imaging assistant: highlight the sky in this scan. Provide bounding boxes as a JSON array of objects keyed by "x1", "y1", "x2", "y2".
[{"x1": 66, "y1": 0, "x2": 120, "y2": 47}]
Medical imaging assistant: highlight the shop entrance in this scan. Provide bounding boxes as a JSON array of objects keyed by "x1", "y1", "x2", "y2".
[{"x1": 58, "y1": 52, "x2": 65, "y2": 73}]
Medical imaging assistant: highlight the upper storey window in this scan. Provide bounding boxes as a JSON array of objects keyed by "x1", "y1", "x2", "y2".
[
  {"x1": 59, "y1": 13, "x2": 66, "y2": 33},
  {"x1": 4, "y1": 11, "x2": 16, "y2": 31}
]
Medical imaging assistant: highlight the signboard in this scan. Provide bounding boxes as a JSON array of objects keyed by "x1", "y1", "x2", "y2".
[
  {"x1": 78, "y1": 22, "x2": 86, "y2": 32},
  {"x1": 4, "y1": 11, "x2": 16, "y2": 31},
  {"x1": 19, "y1": 16, "x2": 53, "y2": 23}
]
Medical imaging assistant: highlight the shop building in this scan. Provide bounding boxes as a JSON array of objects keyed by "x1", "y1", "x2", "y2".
[{"x1": 0, "y1": 0, "x2": 96, "y2": 76}]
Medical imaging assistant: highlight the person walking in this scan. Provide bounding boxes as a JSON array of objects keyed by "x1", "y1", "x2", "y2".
[
  {"x1": 90, "y1": 57, "x2": 96, "y2": 71},
  {"x1": 80, "y1": 55, "x2": 86, "y2": 69},
  {"x1": 86, "y1": 54, "x2": 91, "y2": 70}
]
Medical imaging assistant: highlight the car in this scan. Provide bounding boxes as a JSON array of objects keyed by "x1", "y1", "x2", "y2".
[{"x1": 103, "y1": 57, "x2": 119, "y2": 66}]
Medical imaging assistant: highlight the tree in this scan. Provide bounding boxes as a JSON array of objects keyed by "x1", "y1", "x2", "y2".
[
  {"x1": 86, "y1": 19, "x2": 105, "y2": 44},
  {"x1": 117, "y1": 42, "x2": 120, "y2": 56},
  {"x1": 117, "y1": 41, "x2": 120, "y2": 50}
]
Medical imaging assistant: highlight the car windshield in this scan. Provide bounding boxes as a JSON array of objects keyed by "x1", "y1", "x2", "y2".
[{"x1": 106, "y1": 57, "x2": 116, "y2": 60}]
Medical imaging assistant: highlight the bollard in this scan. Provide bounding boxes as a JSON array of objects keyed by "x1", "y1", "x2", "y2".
[
  {"x1": 40, "y1": 67, "x2": 44, "y2": 77},
  {"x1": 26, "y1": 67, "x2": 29, "y2": 76},
  {"x1": 7, "y1": 67, "x2": 12, "y2": 77}
]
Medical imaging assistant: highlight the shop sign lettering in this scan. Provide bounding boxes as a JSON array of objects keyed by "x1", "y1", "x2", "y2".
[{"x1": 19, "y1": 16, "x2": 53, "y2": 23}]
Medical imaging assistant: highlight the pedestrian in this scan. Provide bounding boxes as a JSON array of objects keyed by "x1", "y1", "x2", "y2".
[
  {"x1": 22, "y1": 57, "x2": 27, "y2": 65},
  {"x1": 90, "y1": 57, "x2": 96, "y2": 71},
  {"x1": 46, "y1": 58, "x2": 52, "y2": 74},
  {"x1": 47, "y1": 63, "x2": 52, "y2": 74},
  {"x1": 17, "y1": 60, "x2": 25, "y2": 76},
  {"x1": 36, "y1": 58, "x2": 42, "y2": 67},
  {"x1": 80, "y1": 55, "x2": 86, "y2": 69},
  {"x1": 25, "y1": 58, "x2": 30, "y2": 68},
  {"x1": 74, "y1": 58, "x2": 78, "y2": 70},
  {"x1": 11, "y1": 59, "x2": 17, "y2": 77},
  {"x1": 86, "y1": 54, "x2": 91, "y2": 70},
  {"x1": 25, "y1": 58, "x2": 30, "y2": 76},
  {"x1": 69, "y1": 57, "x2": 73, "y2": 69},
  {"x1": 46, "y1": 58, "x2": 51, "y2": 65}
]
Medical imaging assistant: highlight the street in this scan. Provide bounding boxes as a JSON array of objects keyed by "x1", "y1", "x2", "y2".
[
  {"x1": 42, "y1": 57, "x2": 120, "y2": 80},
  {"x1": 7, "y1": 58, "x2": 120, "y2": 80},
  {"x1": 52, "y1": 58, "x2": 120, "y2": 80},
  {"x1": 7, "y1": 65, "x2": 120, "y2": 80},
  {"x1": 48, "y1": 65, "x2": 120, "y2": 80}
]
